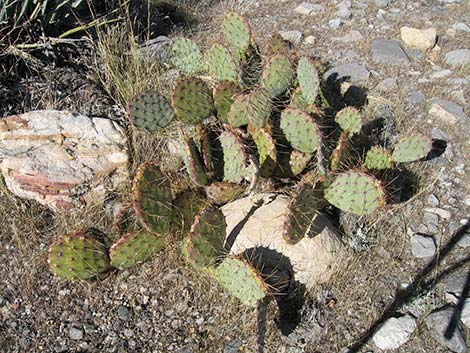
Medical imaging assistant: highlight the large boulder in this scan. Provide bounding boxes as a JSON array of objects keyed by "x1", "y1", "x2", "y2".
[
  {"x1": 0, "y1": 110, "x2": 129, "y2": 211},
  {"x1": 221, "y1": 193, "x2": 347, "y2": 289}
]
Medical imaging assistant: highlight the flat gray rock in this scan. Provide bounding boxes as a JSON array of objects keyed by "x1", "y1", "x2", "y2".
[
  {"x1": 323, "y1": 63, "x2": 370, "y2": 84},
  {"x1": 405, "y1": 91, "x2": 426, "y2": 106},
  {"x1": 376, "y1": 77, "x2": 397, "y2": 91},
  {"x1": 372, "y1": 39, "x2": 411, "y2": 66},
  {"x1": 425, "y1": 307, "x2": 467, "y2": 353},
  {"x1": 429, "y1": 99, "x2": 469, "y2": 125},
  {"x1": 372, "y1": 315, "x2": 417, "y2": 350},
  {"x1": 445, "y1": 49, "x2": 470, "y2": 67},
  {"x1": 411, "y1": 234, "x2": 436, "y2": 258},
  {"x1": 445, "y1": 276, "x2": 467, "y2": 303}
]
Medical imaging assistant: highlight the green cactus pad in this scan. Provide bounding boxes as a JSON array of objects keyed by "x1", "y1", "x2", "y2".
[
  {"x1": 128, "y1": 91, "x2": 174, "y2": 132},
  {"x1": 289, "y1": 149, "x2": 312, "y2": 176},
  {"x1": 335, "y1": 107, "x2": 363, "y2": 135},
  {"x1": 222, "y1": 13, "x2": 252, "y2": 62},
  {"x1": 264, "y1": 33, "x2": 288, "y2": 56},
  {"x1": 171, "y1": 77, "x2": 213, "y2": 124},
  {"x1": 391, "y1": 134, "x2": 432, "y2": 163},
  {"x1": 214, "y1": 256, "x2": 268, "y2": 307},
  {"x1": 186, "y1": 207, "x2": 227, "y2": 268},
  {"x1": 364, "y1": 146, "x2": 394, "y2": 170},
  {"x1": 280, "y1": 108, "x2": 321, "y2": 153},
  {"x1": 205, "y1": 181, "x2": 245, "y2": 204},
  {"x1": 283, "y1": 184, "x2": 324, "y2": 244},
  {"x1": 330, "y1": 130, "x2": 350, "y2": 172},
  {"x1": 227, "y1": 88, "x2": 271, "y2": 128},
  {"x1": 183, "y1": 137, "x2": 210, "y2": 187},
  {"x1": 290, "y1": 87, "x2": 322, "y2": 115},
  {"x1": 324, "y1": 171, "x2": 386, "y2": 215},
  {"x1": 226, "y1": 94, "x2": 249, "y2": 127},
  {"x1": 219, "y1": 129, "x2": 248, "y2": 183},
  {"x1": 109, "y1": 230, "x2": 166, "y2": 270},
  {"x1": 206, "y1": 42, "x2": 241, "y2": 82},
  {"x1": 251, "y1": 128, "x2": 277, "y2": 176},
  {"x1": 260, "y1": 54, "x2": 294, "y2": 97},
  {"x1": 48, "y1": 231, "x2": 110, "y2": 280},
  {"x1": 213, "y1": 81, "x2": 241, "y2": 123},
  {"x1": 297, "y1": 57, "x2": 320, "y2": 105},
  {"x1": 169, "y1": 37, "x2": 203, "y2": 74},
  {"x1": 132, "y1": 163, "x2": 173, "y2": 233}
]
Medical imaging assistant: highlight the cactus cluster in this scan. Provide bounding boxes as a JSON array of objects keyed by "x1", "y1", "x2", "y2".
[
  {"x1": 51, "y1": 13, "x2": 436, "y2": 318},
  {"x1": 49, "y1": 163, "x2": 174, "y2": 279}
]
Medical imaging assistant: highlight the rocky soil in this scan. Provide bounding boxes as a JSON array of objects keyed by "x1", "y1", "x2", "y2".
[{"x1": 0, "y1": 0, "x2": 469, "y2": 352}]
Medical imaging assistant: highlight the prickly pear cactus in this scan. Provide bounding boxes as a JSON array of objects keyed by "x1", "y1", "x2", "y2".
[
  {"x1": 222, "y1": 12, "x2": 252, "y2": 62},
  {"x1": 185, "y1": 207, "x2": 227, "y2": 268},
  {"x1": 182, "y1": 137, "x2": 210, "y2": 187},
  {"x1": 280, "y1": 108, "x2": 321, "y2": 153},
  {"x1": 171, "y1": 77, "x2": 213, "y2": 124},
  {"x1": 219, "y1": 129, "x2": 248, "y2": 183},
  {"x1": 250, "y1": 127, "x2": 277, "y2": 176},
  {"x1": 324, "y1": 171, "x2": 386, "y2": 215},
  {"x1": 214, "y1": 256, "x2": 268, "y2": 307},
  {"x1": 169, "y1": 37, "x2": 203, "y2": 74},
  {"x1": 283, "y1": 184, "x2": 324, "y2": 244},
  {"x1": 289, "y1": 149, "x2": 312, "y2": 176},
  {"x1": 213, "y1": 81, "x2": 241, "y2": 123},
  {"x1": 264, "y1": 33, "x2": 288, "y2": 56},
  {"x1": 128, "y1": 91, "x2": 174, "y2": 132},
  {"x1": 364, "y1": 146, "x2": 394, "y2": 170},
  {"x1": 226, "y1": 88, "x2": 271, "y2": 128},
  {"x1": 297, "y1": 57, "x2": 320, "y2": 105},
  {"x1": 330, "y1": 130, "x2": 350, "y2": 172},
  {"x1": 48, "y1": 230, "x2": 110, "y2": 280},
  {"x1": 391, "y1": 134, "x2": 432, "y2": 163},
  {"x1": 206, "y1": 42, "x2": 241, "y2": 83},
  {"x1": 335, "y1": 107, "x2": 363, "y2": 135},
  {"x1": 132, "y1": 163, "x2": 173, "y2": 233},
  {"x1": 110, "y1": 230, "x2": 166, "y2": 269},
  {"x1": 260, "y1": 54, "x2": 294, "y2": 98}
]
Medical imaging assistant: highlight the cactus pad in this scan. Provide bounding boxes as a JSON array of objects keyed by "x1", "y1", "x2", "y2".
[
  {"x1": 128, "y1": 91, "x2": 174, "y2": 132},
  {"x1": 186, "y1": 207, "x2": 227, "y2": 268},
  {"x1": 206, "y1": 42, "x2": 241, "y2": 82},
  {"x1": 260, "y1": 54, "x2": 294, "y2": 97},
  {"x1": 289, "y1": 149, "x2": 312, "y2": 176},
  {"x1": 109, "y1": 230, "x2": 166, "y2": 270},
  {"x1": 219, "y1": 129, "x2": 248, "y2": 183},
  {"x1": 169, "y1": 37, "x2": 203, "y2": 74},
  {"x1": 283, "y1": 184, "x2": 324, "y2": 244},
  {"x1": 171, "y1": 77, "x2": 213, "y2": 124},
  {"x1": 364, "y1": 146, "x2": 394, "y2": 170},
  {"x1": 251, "y1": 128, "x2": 277, "y2": 176},
  {"x1": 324, "y1": 171, "x2": 386, "y2": 215},
  {"x1": 290, "y1": 88, "x2": 322, "y2": 115},
  {"x1": 213, "y1": 81, "x2": 241, "y2": 123},
  {"x1": 132, "y1": 163, "x2": 173, "y2": 233},
  {"x1": 183, "y1": 137, "x2": 210, "y2": 186},
  {"x1": 335, "y1": 107, "x2": 363, "y2": 135},
  {"x1": 391, "y1": 134, "x2": 432, "y2": 163},
  {"x1": 297, "y1": 57, "x2": 320, "y2": 105},
  {"x1": 222, "y1": 13, "x2": 252, "y2": 62},
  {"x1": 264, "y1": 33, "x2": 288, "y2": 56},
  {"x1": 214, "y1": 256, "x2": 268, "y2": 307},
  {"x1": 205, "y1": 181, "x2": 245, "y2": 204},
  {"x1": 280, "y1": 108, "x2": 321, "y2": 153},
  {"x1": 48, "y1": 231, "x2": 110, "y2": 280},
  {"x1": 227, "y1": 88, "x2": 271, "y2": 128},
  {"x1": 330, "y1": 130, "x2": 350, "y2": 172}
]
